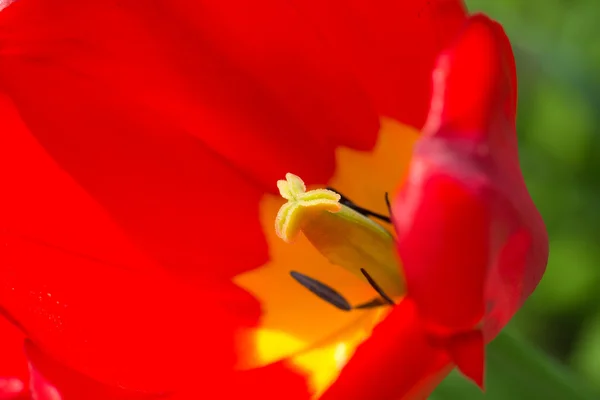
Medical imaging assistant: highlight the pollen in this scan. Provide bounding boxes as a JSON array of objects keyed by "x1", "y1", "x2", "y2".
[
  {"x1": 275, "y1": 173, "x2": 342, "y2": 243},
  {"x1": 273, "y1": 173, "x2": 406, "y2": 303}
]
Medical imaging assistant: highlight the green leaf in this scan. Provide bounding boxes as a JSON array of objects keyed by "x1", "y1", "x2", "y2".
[{"x1": 430, "y1": 331, "x2": 599, "y2": 400}]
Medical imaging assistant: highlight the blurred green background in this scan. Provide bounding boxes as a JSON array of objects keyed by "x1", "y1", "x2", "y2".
[{"x1": 433, "y1": 0, "x2": 600, "y2": 398}]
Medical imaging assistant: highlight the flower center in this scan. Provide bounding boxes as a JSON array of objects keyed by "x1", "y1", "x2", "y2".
[
  {"x1": 232, "y1": 118, "x2": 418, "y2": 396},
  {"x1": 275, "y1": 173, "x2": 405, "y2": 310}
]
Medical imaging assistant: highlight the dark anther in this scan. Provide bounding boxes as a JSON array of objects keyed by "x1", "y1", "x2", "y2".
[
  {"x1": 326, "y1": 187, "x2": 391, "y2": 223},
  {"x1": 290, "y1": 271, "x2": 352, "y2": 311},
  {"x1": 360, "y1": 268, "x2": 395, "y2": 306}
]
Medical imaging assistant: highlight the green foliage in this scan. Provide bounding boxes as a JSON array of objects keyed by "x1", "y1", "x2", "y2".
[
  {"x1": 431, "y1": 331, "x2": 599, "y2": 399},
  {"x1": 433, "y1": 0, "x2": 600, "y2": 396}
]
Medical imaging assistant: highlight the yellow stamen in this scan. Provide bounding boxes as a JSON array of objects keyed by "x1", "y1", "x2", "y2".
[{"x1": 274, "y1": 173, "x2": 405, "y2": 298}]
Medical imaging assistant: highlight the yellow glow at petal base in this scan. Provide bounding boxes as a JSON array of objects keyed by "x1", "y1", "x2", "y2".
[
  {"x1": 253, "y1": 329, "x2": 307, "y2": 364},
  {"x1": 251, "y1": 311, "x2": 389, "y2": 399},
  {"x1": 290, "y1": 308, "x2": 389, "y2": 398},
  {"x1": 234, "y1": 118, "x2": 420, "y2": 396}
]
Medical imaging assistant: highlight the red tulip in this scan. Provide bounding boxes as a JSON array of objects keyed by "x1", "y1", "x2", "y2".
[{"x1": 0, "y1": 0, "x2": 547, "y2": 399}]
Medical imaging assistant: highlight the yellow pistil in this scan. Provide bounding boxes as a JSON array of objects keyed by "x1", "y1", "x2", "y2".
[{"x1": 275, "y1": 173, "x2": 405, "y2": 299}]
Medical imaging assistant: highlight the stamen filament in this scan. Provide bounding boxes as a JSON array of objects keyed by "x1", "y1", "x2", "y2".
[
  {"x1": 360, "y1": 268, "x2": 395, "y2": 306},
  {"x1": 384, "y1": 192, "x2": 392, "y2": 220},
  {"x1": 326, "y1": 187, "x2": 392, "y2": 223},
  {"x1": 354, "y1": 298, "x2": 389, "y2": 309},
  {"x1": 275, "y1": 173, "x2": 405, "y2": 309}
]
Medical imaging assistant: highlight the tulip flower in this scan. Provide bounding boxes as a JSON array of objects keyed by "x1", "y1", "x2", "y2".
[{"x1": 0, "y1": 0, "x2": 548, "y2": 399}]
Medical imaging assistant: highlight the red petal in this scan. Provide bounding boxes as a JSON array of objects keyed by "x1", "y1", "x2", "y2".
[
  {"x1": 321, "y1": 299, "x2": 448, "y2": 400},
  {"x1": 0, "y1": 0, "x2": 278, "y2": 391},
  {"x1": 26, "y1": 340, "x2": 159, "y2": 400},
  {"x1": 27, "y1": 342, "x2": 308, "y2": 400},
  {"x1": 1, "y1": 231, "x2": 242, "y2": 391},
  {"x1": 397, "y1": 171, "x2": 490, "y2": 331},
  {"x1": 0, "y1": 86, "x2": 268, "y2": 390},
  {"x1": 0, "y1": 0, "x2": 379, "y2": 190},
  {"x1": 0, "y1": 0, "x2": 484, "y2": 398},
  {"x1": 292, "y1": 0, "x2": 467, "y2": 128},
  {"x1": 446, "y1": 330, "x2": 485, "y2": 389},
  {"x1": 392, "y1": 13, "x2": 548, "y2": 383},
  {"x1": 0, "y1": 379, "x2": 25, "y2": 400},
  {"x1": 0, "y1": 316, "x2": 27, "y2": 400}
]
